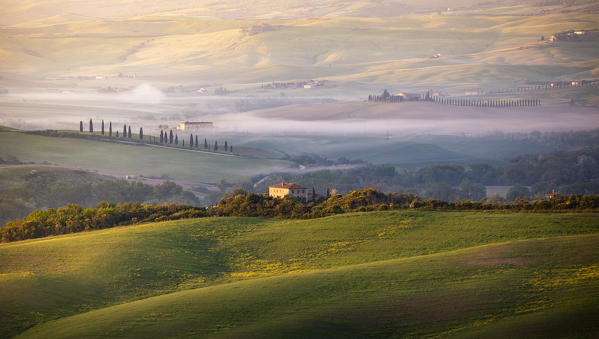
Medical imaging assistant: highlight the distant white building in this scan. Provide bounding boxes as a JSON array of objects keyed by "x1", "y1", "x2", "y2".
[{"x1": 176, "y1": 121, "x2": 214, "y2": 131}]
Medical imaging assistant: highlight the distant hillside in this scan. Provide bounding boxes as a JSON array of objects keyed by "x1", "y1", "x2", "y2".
[
  {"x1": 5, "y1": 0, "x2": 592, "y2": 25},
  {"x1": 1, "y1": 3, "x2": 597, "y2": 92}
]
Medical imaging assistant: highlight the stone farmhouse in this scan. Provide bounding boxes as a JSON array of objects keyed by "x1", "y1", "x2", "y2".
[{"x1": 269, "y1": 182, "x2": 309, "y2": 200}]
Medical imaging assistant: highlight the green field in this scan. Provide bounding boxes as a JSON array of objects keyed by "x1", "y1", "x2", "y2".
[
  {"x1": 0, "y1": 131, "x2": 290, "y2": 183},
  {"x1": 1, "y1": 210, "x2": 598, "y2": 337}
]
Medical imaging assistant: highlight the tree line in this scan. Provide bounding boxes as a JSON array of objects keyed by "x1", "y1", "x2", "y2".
[
  {"x1": 78, "y1": 119, "x2": 233, "y2": 153},
  {"x1": 367, "y1": 89, "x2": 541, "y2": 107},
  {"x1": 0, "y1": 174, "x2": 200, "y2": 226},
  {"x1": 247, "y1": 146, "x2": 599, "y2": 202},
  {"x1": 3, "y1": 188, "x2": 598, "y2": 242}
]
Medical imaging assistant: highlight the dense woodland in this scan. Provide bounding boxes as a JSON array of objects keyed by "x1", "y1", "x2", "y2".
[
  {"x1": 251, "y1": 146, "x2": 599, "y2": 202},
  {"x1": 3, "y1": 188, "x2": 598, "y2": 243},
  {"x1": 0, "y1": 170, "x2": 199, "y2": 225}
]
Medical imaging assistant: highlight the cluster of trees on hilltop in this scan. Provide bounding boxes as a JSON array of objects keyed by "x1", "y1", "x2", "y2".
[{"x1": 4, "y1": 189, "x2": 598, "y2": 242}]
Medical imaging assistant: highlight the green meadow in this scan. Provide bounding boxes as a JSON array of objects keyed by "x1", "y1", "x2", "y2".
[
  {"x1": 1, "y1": 210, "x2": 598, "y2": 338},
  {"x1": 0, "y1": 131, "x2": 290, "y2": 183}
]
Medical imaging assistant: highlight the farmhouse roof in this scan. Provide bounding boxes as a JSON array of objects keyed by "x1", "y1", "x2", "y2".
[{"x1": 270, "y1": 182, "x2": 307, "y2": 189}]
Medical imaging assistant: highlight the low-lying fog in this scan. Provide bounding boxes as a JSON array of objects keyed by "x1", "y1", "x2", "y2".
[{"x1": 1, "y1": 84, "x2": 598, "y2": 137}]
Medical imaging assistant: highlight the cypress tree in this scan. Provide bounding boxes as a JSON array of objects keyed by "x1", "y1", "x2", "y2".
[
  {"x1": 204, "y1": 138, "x2": 208, "y2": 149},
  {"x1": 312, "y1": 187, "x2": 316, "y2": 201},
  {"x1": 80, "y1": 121, "x2": 83, "y2": 132},
  {"x1": 326, "y1": 188, "x2": 330, "y2": 198},
  {"x1": 89, "y1": 119, "x2": 93, "y2": 133},
  {"x1": 116, "y1": 130, "x2": 119, "y2": 138},
  {"x1": 224, "y1": 141, "x2": 228, "y2": 152},
  {"x1": 214, "y1": 140, "x2": 218, "y2": 151},
  {"x1": 109, "y1": 121, "x2": 112, "y2": 137},
  {"x1": 169, "y1": 130, "x2": 174, "y2": 144},
  {"x1": 123, "y1": 124, "x2": 127, "y2": 138},
  {"x1": 190, "y1": 134, "x2": 194, "y2": 148},
  {"x1": 175, "y1": 135, "x2": 178, "y2": 145},
  {"x1": 183, "y1": 140, "x2": 185, "y2": 147},
  {"x1": 230, "y1": 145, "x2": 233, "y2": 153},
  {"x1": 128, "y1": 126, "x2": 132, "y2": 138},
  {"x1": 160, "y1": 130, "x2": 163, "y2": 143},
  {"x1": 195, "y1": 135, "x2": 198, "y2": 148},
  {"x1": 139, "y1": 127, "x2": 143, "y2": 140},
  {"x1": 101, "y1": 120, "x2": 105, "y2": 135}
]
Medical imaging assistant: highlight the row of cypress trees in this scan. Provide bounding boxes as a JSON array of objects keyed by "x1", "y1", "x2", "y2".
[
  {"x1": 81, "y1": 119, "x2": 143, "y2": 140},
  {"x1": 158, "y1": 130, "x2": 232, "y2": 152},
  {"x1": 79, "y1": 120, "x2": 233, "y2": 153}
]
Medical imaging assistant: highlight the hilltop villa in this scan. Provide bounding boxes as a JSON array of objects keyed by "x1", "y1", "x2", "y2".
[
  {"x1": 269, "y1": 182, "x2": 308, "y2": 200},
  {"x1": 175, "y1": 121, "x2": 214, "y2": 131}
]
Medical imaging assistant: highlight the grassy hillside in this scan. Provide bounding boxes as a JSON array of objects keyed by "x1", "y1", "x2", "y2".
[
  {"x1": 0, "y1": 131, "x2": 290, "y2": 183},
  {"x1": 14, "y1": 234, "x2": 599, "y2": 338},
  {"x1": 1, "y1": 210, "x2": 598, "y2": 337}
]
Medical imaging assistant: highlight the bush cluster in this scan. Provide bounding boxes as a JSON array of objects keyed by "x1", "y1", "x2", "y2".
[
  {"x1": 1, "y1": 202, "x2": 206, "y2": 242},
  {"x1": 2, "y1": 189, "x2": 598, "y2": 243}
]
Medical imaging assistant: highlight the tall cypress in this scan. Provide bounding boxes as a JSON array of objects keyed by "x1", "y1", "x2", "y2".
[
  {"x1": 160, "y1": 130, "x2": 164, "y2": 143},
  {"x1": 190, "y1": 134, "x2": 194, "y2": 148},
  {"x1": 169, "y1": 130, "x2": 174, "y2": 144},
  {"x1": 80, "y1": 121, "x2": 83, "y2": 132},
  {"x1": 109, "y1": 121, "x2": 112, "y2": 137},
  {"x1": 101, "y1": 120, "x2": 105, "y2": 135},
  {"x1": 123, "y1": 124, "x2": 127, "y2": 138},
  {"x1": 89, "y1": 119, "x2": 93, "y2": 133},
  {"x1": 175, "y1": 135, "x2": 178, "y2": 145},
  {"x1": 128, "y1": 126, "x2": 132, "y2": 138},
  {"x1": 139, "y1": 127, "x2": 143, "y2": 140},
  {"x1": 204, "y1": 138, "x2": 208, "y2": 149},
  {"x1": 214, "y1": 140, "x2": 218, "y2": 151},
  {"x1": 312, "y1": 187, "x2": 316, "y2": 201},
  {"x1": 116, "y1": 130, "x2": 119, "y2": 138},
  {"x1": 224, "y1": 141, "x2": 228, "y2": 152},
  {"x1": 230, "y1": 145, "x2": 233, "y2": 153},
  {"x1": 195, "y1": 135, "x2": 198, "y2": 148}
]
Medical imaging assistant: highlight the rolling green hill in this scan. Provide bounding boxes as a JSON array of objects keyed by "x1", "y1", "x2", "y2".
[
  {"x1": 0, "y1": 130, "x2": 291, "y2": 183},
  {"x1": 1, "y1": 210, "x2": 598, "y2": 337}
]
